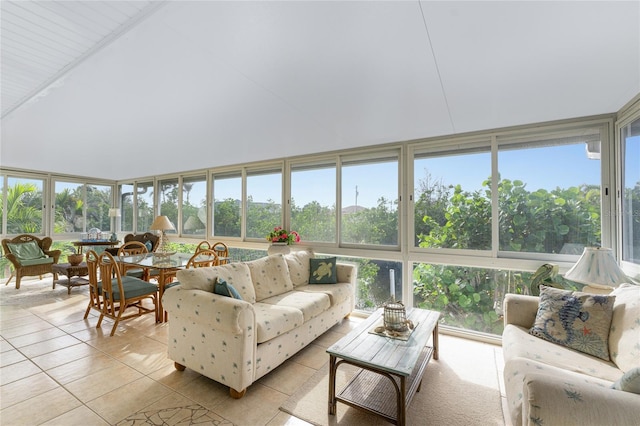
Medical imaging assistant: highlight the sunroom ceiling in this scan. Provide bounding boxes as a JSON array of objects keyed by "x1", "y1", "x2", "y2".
[{"x1": 1, "y1": 1, "x2": 639, "y2": 181}]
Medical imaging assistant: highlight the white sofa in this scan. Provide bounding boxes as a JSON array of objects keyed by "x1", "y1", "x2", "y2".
[
  {"x1": 161, "y1": 250, "x2": 356, "y2": 398},
  {"x1": 502, "y1": 283, "x2": 640, "y2": 426}
]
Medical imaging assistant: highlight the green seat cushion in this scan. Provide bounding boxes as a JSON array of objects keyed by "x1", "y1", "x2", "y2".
[
  {"x1": 125, "y1": 268, "x2": 146, "y2": 279},
  {"x1": 104, "y1": 276, "x2": 158, "y2": 301},
  {"x1": 8, "y1": 241, "x2": 46, "y2": 261},
  {"x1": 20, "y1": 257, "x2": 54, "y2": 266}
]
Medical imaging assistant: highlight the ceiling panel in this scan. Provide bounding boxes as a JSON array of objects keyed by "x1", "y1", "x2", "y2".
[
  {"x1": 1, "y1": 0, "x2": 162, "y2": 117},
  {"x1": 1, "y1": 1, "x2": 638, "y2": 180}
]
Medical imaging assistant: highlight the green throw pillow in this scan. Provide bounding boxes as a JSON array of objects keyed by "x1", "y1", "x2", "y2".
[
  {"x1": 8, "y1": 241, "x2": 46, "y2": 260},
  {"x1": 529, "y1": 285, "x2": 616, "y2": 360},
  {"x1": 214, "y1": 277, "x2": 242, "y2": 300},
  {"x1": 611, "y1": 367, "x2": 640, "y2": 394},
  {"x1": 309, "y1": 257, "x2": 337, "y2": 284}
]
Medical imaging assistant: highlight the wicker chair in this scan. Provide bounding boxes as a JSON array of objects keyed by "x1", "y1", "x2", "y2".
[{"x1": 2, "y1": 234, "x2": 61, "y2": 289}]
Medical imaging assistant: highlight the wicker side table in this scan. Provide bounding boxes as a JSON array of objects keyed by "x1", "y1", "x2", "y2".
[{"x1": 52, "y1": 262, "x2": 89, "y2": 294}]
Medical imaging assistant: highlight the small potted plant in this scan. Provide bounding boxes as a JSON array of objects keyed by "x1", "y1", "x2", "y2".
[{"x1": 266, "y1": 227, "x2": 300, "y2": 254}]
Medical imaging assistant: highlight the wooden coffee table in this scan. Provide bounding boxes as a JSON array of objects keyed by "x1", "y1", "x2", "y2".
[
  {"x1": 327, "y1": 308, "x2": 440, "y2": 426},
  {"x1": 52, "y1": 262, "x2": 89, "y2": 294}
]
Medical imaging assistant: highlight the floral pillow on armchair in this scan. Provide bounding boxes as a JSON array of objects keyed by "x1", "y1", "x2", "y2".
[{"x1": 529, "y1": 285, "x2": 616, "y2": 360}]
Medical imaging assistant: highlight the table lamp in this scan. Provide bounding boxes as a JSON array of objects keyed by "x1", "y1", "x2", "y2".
[
  {"x1": 183, "y1": 215, "x2": 204, "y2": 233},
  {"x1": 564, "y1": 247, "x2": 629, "y2": 293},
  {"x1": 150, "y1": 215, "x2": 175, "y2": 253}
]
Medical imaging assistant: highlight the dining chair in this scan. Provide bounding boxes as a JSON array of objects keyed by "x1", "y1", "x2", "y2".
[
  {"x1": 186, "y1": 249, "x2": 219, "y2": 268},
  {"x1": 211, "y1": 241, "x2": 229, "y2": 264},
  {"x1": 83, "y1": 250, "x2": 102, "y2": 321},
  {"x1": 96, "y1": 251, "x2": 159, "y2": 336},
  {"x1": 195, "y1": 240, "x2": 211, "y2": 252},
  {"x1": 117, "y1": 240, "x2": 149, "y2": 280}
]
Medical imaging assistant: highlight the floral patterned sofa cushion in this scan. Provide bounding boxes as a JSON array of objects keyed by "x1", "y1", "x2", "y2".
[
  {"x1": 503, "y1": 323, "x2": 622, "y2": 382},
  {"x1": 176, "y1": 262, "x2": 256, "y2": 303},
  {"x1": 260, "y1": 291, "x2": 330, "y2": 323},
  {"x1": 284, "y1": 249, "x2": 314, "y2": 287},
  {"x1": 253, "y1": 302, "x2": 303, "y2": 343},
  {"x1": 246, "y1": 254, "x2": 294, "y2": 302},
  {"x1": 608, "y1": 284, "x2": 640, "y2": 372},
  {"x1": 296, "y1": 283, "x2": 353, "y2": 306}
]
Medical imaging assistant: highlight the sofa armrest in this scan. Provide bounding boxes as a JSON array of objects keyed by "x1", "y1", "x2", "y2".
[
  {"x1": 162, "y1": 286, "x2": 254, "y2": 334},
  {"x1": 504, "y1": 293, "x2": 539, "y2": 328},
  {"x1": 522, "y1": 372, "x2": 640, "y2": 426},
  {"x1": 336, "y1": 262, "x2": 357, "y2": 286}
]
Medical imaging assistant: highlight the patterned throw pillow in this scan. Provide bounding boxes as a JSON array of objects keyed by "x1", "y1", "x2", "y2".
[
  {"x1": 214, "y1": 278, "x2": 242, "y2": 300},
  {"x1": 309, "y1": 257, "x2": 337, "y2": 284},
  {"x1": 530, "y1": 285, "x2": 616, "y2": 360},
  {"x1": 611, "y1": 367, "x2": 640, "y2": 394}
]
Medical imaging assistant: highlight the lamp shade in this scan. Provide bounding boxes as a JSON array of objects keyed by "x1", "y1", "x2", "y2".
[
  {"x1": 149, "y1": 215, "x2": 175, "y2": 231},
  {"x1": 183, "y1": 215, "x2": 203, "y2": 231},
  {"x1": 564, "y1": 247, "x2": 629, "y2": 289}
]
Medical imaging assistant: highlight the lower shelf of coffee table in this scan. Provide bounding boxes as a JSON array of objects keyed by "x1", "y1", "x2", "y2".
[{"x1": 336, "y1": 345, "x2": 434, "y2": 424}]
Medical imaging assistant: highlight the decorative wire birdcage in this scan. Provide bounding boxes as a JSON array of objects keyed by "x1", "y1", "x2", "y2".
[{"x1": 383, "y1": 301, "x2": 408, "y2": 332}]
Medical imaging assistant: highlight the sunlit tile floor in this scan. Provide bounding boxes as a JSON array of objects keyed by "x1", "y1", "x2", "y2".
[
  {"x1": 0, "y1": 275, "x2": 506, "y2": 426},
  {"x1": 0, "y1": 276, "x2": 362, "y2": 425}
]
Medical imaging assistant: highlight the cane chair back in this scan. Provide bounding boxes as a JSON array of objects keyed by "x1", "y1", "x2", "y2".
[
  {"x1": 195, "y1": 240, "x2": 211, "y2": 252},
  {"x1": 96, "y1": 251, "x2": 158, "y2": 336},
  {"x1": 186, "y1": 249, "x2": 219, "y2": 269},
  {"x1": 211, "y1": 242, "x2": 229, "y2": 265},
  {"x1": 117, "y1": 241, "x2": 149, "y2": 279},
  {"x1": 83, "y1": 250, "x2": 102, "y2": 320}
]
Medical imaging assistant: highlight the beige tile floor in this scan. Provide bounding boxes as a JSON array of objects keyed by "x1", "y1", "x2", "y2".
[{"x1": 0, "y1": 275, "x2": 506, "y2": 426}]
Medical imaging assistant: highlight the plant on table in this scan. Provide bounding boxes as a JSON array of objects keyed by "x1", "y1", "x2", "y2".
[{"x1": 266, "y1": 227, "x2": 300, "y2": 245}]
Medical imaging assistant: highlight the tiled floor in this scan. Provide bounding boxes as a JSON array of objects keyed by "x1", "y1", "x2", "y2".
[{"x1": 0, "y1": 276, "x2": 506, "y2": 426}]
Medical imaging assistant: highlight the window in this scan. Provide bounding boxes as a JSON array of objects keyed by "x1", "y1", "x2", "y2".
[
  {"x1": 136, "y1": 181, "x2": 154, "y2": 233},
  {"x1": 54, "y1": 181, "x2": 84, "y2": 233},
  {"x1": 290, "y1": 162, "x2": 336, "y2": 243},
  {"x1": 497, "y1": 131, "x2": 602, "y2": 255},
  {"x1": 86, "y1": 184, "x2": 112, "y2": 231},
  {"x1": 158, "y1": 178, "x2": 178, "y2": 235},
  {"x1": 212, "y1": 173, "x2": 242, "y2": 238},
  {"x1": 341, "y1": 155, "x2": 399, "y2": 246},
  {"x1": 182, "y1": 175, "x2": 207, "y2": 236},
  {"x1": 120, "y1": 183, "x2": 134, "y2": 233},
  {"x1": 246, "y1": 169, "x2": 282, "y2": 240},
  {"x1": 414, "y1": 147, "x2": 491, "y2": 249},
  {"x1": 621, "y1": 117, "x2": 640, "y2": 264},
  {"x1": 4, "y1": 176, "x2": 44, "y2": 234}
]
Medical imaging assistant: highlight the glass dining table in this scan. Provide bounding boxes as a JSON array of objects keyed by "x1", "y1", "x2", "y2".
[{"x1": 118, "y1": 252, "x2": 223, "y2": 323}]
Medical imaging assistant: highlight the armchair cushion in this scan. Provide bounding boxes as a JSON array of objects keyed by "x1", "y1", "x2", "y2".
[
  {"x1": 529, "y1": 285, "x2": 615, "y2": 360},
  {"x1": 7, "y1": 241, "x2": 46, "y2": 261},
  {"x1": 608, "y1": 283, "x2": 640, "y2": 372},
  {"x1": 19, "y1": 257, "x2": 54, "y2": 266}
]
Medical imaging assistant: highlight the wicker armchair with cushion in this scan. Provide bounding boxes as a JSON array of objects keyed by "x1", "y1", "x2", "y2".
[
  {"x1": 105, "y1": 232, "x2": 159, "y2": 256},
  {"x1": 2, "y1": 234, "x2": 61, "y2": 289}
]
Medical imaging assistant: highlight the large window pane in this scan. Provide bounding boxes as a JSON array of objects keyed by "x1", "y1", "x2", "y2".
[
  {"x1": 86, "y1": 184, "x2": 112, "y2": 232},
  {"x1": 136, "y1": 181, "x2": 154, "y2": 233},
  {"x1": 498, "y1": 134, "x2": 602, "y2": 254},
  {"x1": 6, "y1": 176, "x2": 44, "y2": 234},
  {"x1": 414, "y1": 149, "x2": 491, "y2": 249},
  {"x1": 246, "y1": 170, "x2": 281, "y2": 239},
  {"x1": 291, "y1": 164, "x2": 336, "y2": 243},
  {"x1": 120, "y1": 183, "x2": 134, "y2": 233},
  {"x1": 341, "y1": 157, "x2": 398, "y2": 246},
  {"x1": 182, "y1": 175, "x2": 207, "y2": 236},
  {"x1": 621, "y1": 117, "x2": 640, "y2": 264},
  {"x1": 339, "y1": 256, "x2": 402, "y2": 312},
  {"x1": 158, "y1": 178, "x2": 178, "y2": 235},
  {"x1": 54, "y1": 181, "x2": 83, "y2": 233},
  {"x1": 212, "y1": 173, "x2": 242, "y2": 238}
]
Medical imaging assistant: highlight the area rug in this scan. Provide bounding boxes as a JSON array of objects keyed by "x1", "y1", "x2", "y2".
[{"x1": 280, "y1": 336, "x2": 505, "y2": 426}]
